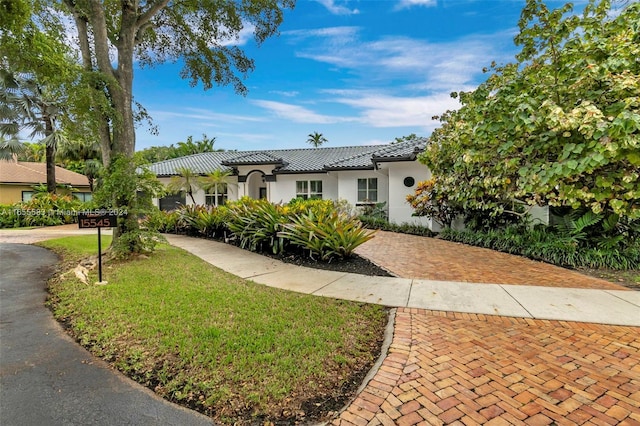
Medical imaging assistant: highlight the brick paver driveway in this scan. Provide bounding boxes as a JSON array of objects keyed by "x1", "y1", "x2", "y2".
[
  {"x1": 335, "y1": 232, "x2": 640, "y2": 425},
  {"x1": 356, "y1": 231, "x2": 628, "y2": 290},
  {"x1": 334, "y1": 309, "x2": 640, "y2": 426}
]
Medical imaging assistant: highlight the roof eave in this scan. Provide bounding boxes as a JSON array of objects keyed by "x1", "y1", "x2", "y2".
[
  {"x1": 323, "y1": 165, "x2": 376, "y2": 172},
  {"x1": 273, "y1": 169, "x2": 328, "y2": 175},
  {"x1": 372, "y1": 155, "x2": 416, "y2": 163}
]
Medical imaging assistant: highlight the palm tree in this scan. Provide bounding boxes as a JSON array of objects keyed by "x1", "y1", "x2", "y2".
[
  {"x1": 199, "y1": 169, "x2": 235, "y2": 205},
  {"x1": 167, "y1": 166, "x2": 200, "y2": 204},
  {"x1": 0, "y1": 138, "x2": 24, "y2": 161},
  {"x1": 306, "y1": 131, "x2": 327, "y2": 148},
  {"x1": 175, "y1": 134, "x2": 218, "y2": 157},
  {"x1": 57, "y1": 136, "x2": 102, "y2": 191},
  {"x1": 0, "y1": 70, "x2": 66, "y2": 192}
]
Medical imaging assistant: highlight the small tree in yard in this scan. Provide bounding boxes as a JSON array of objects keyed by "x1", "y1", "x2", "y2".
[
  {"x1": 406, "y1": 178, "x2": 461, "y2": 229},
  {"x1": 167, "y1": 167, "x2": 200, "y2": 205},
  {"x1": 418, "y1": 0, "x2": 640, "y2": 221},
  {"x1": 199, "y1": 169, "x2": 235, "y2": 205}
]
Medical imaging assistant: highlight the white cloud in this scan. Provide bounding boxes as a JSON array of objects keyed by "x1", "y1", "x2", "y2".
[
  {"x1": 315, "y1": 0, "x2": 360, "y2": 15},
  {"x1": 328, "y1": 90, "x2": 460, "y2": 128},
  {"x1": 252, "y1": 100, "x2": 353, "y2": 124},
  {"x1": 395, "y1": 0, "x2": 437, "y2": 10},
  {"x1": 219, "y1": 22, "x2": 256, "y2": 47},
  {"x1": 269, "y1": 90, "x2": 300, "y2": 97},
  {"x1": 289, "y1": 27, "x2": 517, "y2": 93},
  {"x1": 282, "y1": 26, "x2": 360, "y2": 43},
  {"x1": 153, "y1": 108, "x2": 266, "y2": 123}
]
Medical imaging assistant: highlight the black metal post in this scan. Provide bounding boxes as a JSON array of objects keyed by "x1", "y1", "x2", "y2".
[{"x1": 98, "y1": 227, "x2": 103, "y2": 282}]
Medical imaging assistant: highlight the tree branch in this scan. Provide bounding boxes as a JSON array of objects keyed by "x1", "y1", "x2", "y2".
[
  {"x1": 62, "y1": 0, "x2": 92, "y2": 70},
  {"x1": 136, "y1": 0, "x2": 170, "y2": 31}
]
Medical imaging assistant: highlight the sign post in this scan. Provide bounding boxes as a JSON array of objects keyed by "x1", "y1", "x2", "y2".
[{"x1": 78, "y1": 211, "x2": 117, "y2": 283}]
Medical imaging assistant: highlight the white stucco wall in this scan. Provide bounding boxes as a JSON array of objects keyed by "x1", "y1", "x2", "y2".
[
  {"x1": 334, "y1": 170, "x2": 389, "y2": 211},
  {"x1": 269, "y1": 173, "x2": 338, "y2": 204},
  {"x1": 382, "y1": 161, "x2": 433, "y2": 226}
]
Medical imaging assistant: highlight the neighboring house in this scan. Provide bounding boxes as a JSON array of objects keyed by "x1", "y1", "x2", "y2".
[
  {"x1": 148, "y1": 138, "x2": 440, "y2": 229},
  {"x1": 0, "y1": 159, "x2": 92, "y2": 204}
]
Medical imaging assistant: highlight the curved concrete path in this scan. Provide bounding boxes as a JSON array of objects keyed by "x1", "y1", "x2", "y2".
[
  {"x1": 165, "y1": 235, "x2": 640, "y2": 327},
  {"x1": 0, "y1": 243, "x2": 214, "y2": 426}
]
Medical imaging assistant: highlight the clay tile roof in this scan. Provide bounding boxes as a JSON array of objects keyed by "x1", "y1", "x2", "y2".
[
  {"x1": 0, "y1": 161, "x2": 90, "y2": 186},
  {"x1": 222, "y1": 152, "x2": 285, "y2": 166},
  {"x1": 371, "y1": 138, "x2": 428, "y2": 161}
]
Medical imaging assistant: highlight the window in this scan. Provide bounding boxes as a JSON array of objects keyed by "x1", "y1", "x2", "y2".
[
  {"x1": 296, "y1": 180, "x2": 322, "y2": 199},
  {"x1": 205, "y1": 183, "x2": 228, "y2": 206},
  {"x1": 74, "y1": 192, "x2": 93, "y2": 202},
  {"x1": 357, "y1": 178, "x2": 377, "y2": 202},
  {"x1": 22, "y1": 191, "x2": 34, "y2": 202}
]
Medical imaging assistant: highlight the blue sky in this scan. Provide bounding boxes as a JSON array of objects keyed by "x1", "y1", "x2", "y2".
[{"x1": 133, "y1": 0, "x2": 569, "y2": 151}]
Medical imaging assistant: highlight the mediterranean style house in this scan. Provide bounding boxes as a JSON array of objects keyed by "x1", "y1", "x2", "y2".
[
  {"x1": 148, "y1": 138, "x2": 441, "y2": 229},
  {"x1": 0, "y1": 159, "x2": 92, "y2": 204}
]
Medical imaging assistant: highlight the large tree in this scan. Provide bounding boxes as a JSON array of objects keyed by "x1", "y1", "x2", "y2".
[
  {"x1": 21, "y1": 0, "x2": 294, "y2": 253},
  {"x1": 419, "y1": 0, "x2": 640, "y2": 220}
]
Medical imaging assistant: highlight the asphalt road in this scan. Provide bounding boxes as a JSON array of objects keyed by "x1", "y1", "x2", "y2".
[{"x1": 0, "y1": 243, "x2": 214, "y2": 426}]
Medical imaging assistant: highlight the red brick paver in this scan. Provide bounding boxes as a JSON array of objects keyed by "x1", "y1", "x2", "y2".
[
  {"x1": 332, "y1": 309, "x2": 640, "y2": 425},
  {"x1": 356, "y1": 231, "x2": 628, "y2": 290}
]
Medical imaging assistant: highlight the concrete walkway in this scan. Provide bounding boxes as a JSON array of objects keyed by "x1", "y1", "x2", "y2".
[{"x1": 166, "y1": 235, "x2": 640, "y2": 327}]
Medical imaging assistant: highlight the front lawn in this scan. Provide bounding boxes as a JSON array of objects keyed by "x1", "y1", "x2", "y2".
[{"x1": 41, "y1": 236, "x2": 387, "y2": 424}]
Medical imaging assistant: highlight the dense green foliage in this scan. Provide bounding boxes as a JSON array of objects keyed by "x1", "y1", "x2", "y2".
[
  {"x1": 418, "y1": 0, "x2": 640, "y2": 220},
  {"x1": 92, "y1": 156, "x2": 165, "y2": 257},
  {"x1": 440, "y1": 209, "x2": 640, "y2": 270},
  {"x1": 227, "y1": 198, "x2": 289, "y2": 254},
  {"x1": 135, "y1": 134, "x2": 222, "y2": 164},
  {"x1": 145, "y1": 198, "x2": 375, "y2": 261},
  {"x1": 0, "y1": 192, "x2": 87, "y2": 228},
  {"x1": 280, "y1": 209, "x2": 375, "y2": 260}
]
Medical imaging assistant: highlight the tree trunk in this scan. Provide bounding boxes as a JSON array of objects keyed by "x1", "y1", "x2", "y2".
[{"x1": 44, "y1": 115, "x2": 56, "y2": 194}]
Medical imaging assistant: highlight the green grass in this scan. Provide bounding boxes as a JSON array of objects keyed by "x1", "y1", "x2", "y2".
[
  {"x1": 40, "y1": 236, "x2": 387, "y2": 424},
  {"x1": 41, "y1": 234, "x2": 112, "y2": 259}
]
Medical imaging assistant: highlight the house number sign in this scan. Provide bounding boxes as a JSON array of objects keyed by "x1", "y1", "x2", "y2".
[
  {"x1": 78, "y1": 212, "x2": 118, "y2": 228},
  {"x1": 78, "y1": 210, "x2": 118, "y2": 283}
]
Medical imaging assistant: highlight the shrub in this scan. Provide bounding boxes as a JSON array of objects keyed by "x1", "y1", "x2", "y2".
[
  {"x1": 0, "y1": 193, "x2": 89, "y2": 228},
  {"x1": 175, "y1": 205, "x2": 207, "y2": 235},
  {"x1": 440, "y1": 224, "x2": 640, "y2": 270},
  {"x1": 279, "y1": 210, "x2": 375, "y2": 261},
  {"x1": 359, "y1": 215, "x2": 435, "y2": 238},
  {"x1": 142, "y1": 209, "x2": 179, "y2": 234},
  {"x1": 146, "y1": 197, "x2": 378, "y2": 262},
  {"x1": 227, "y1": 197, "x2": 289, "y2": 254},
  {"x1": 194, "y1": 205, "x2": 231, "y2": 239}
]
